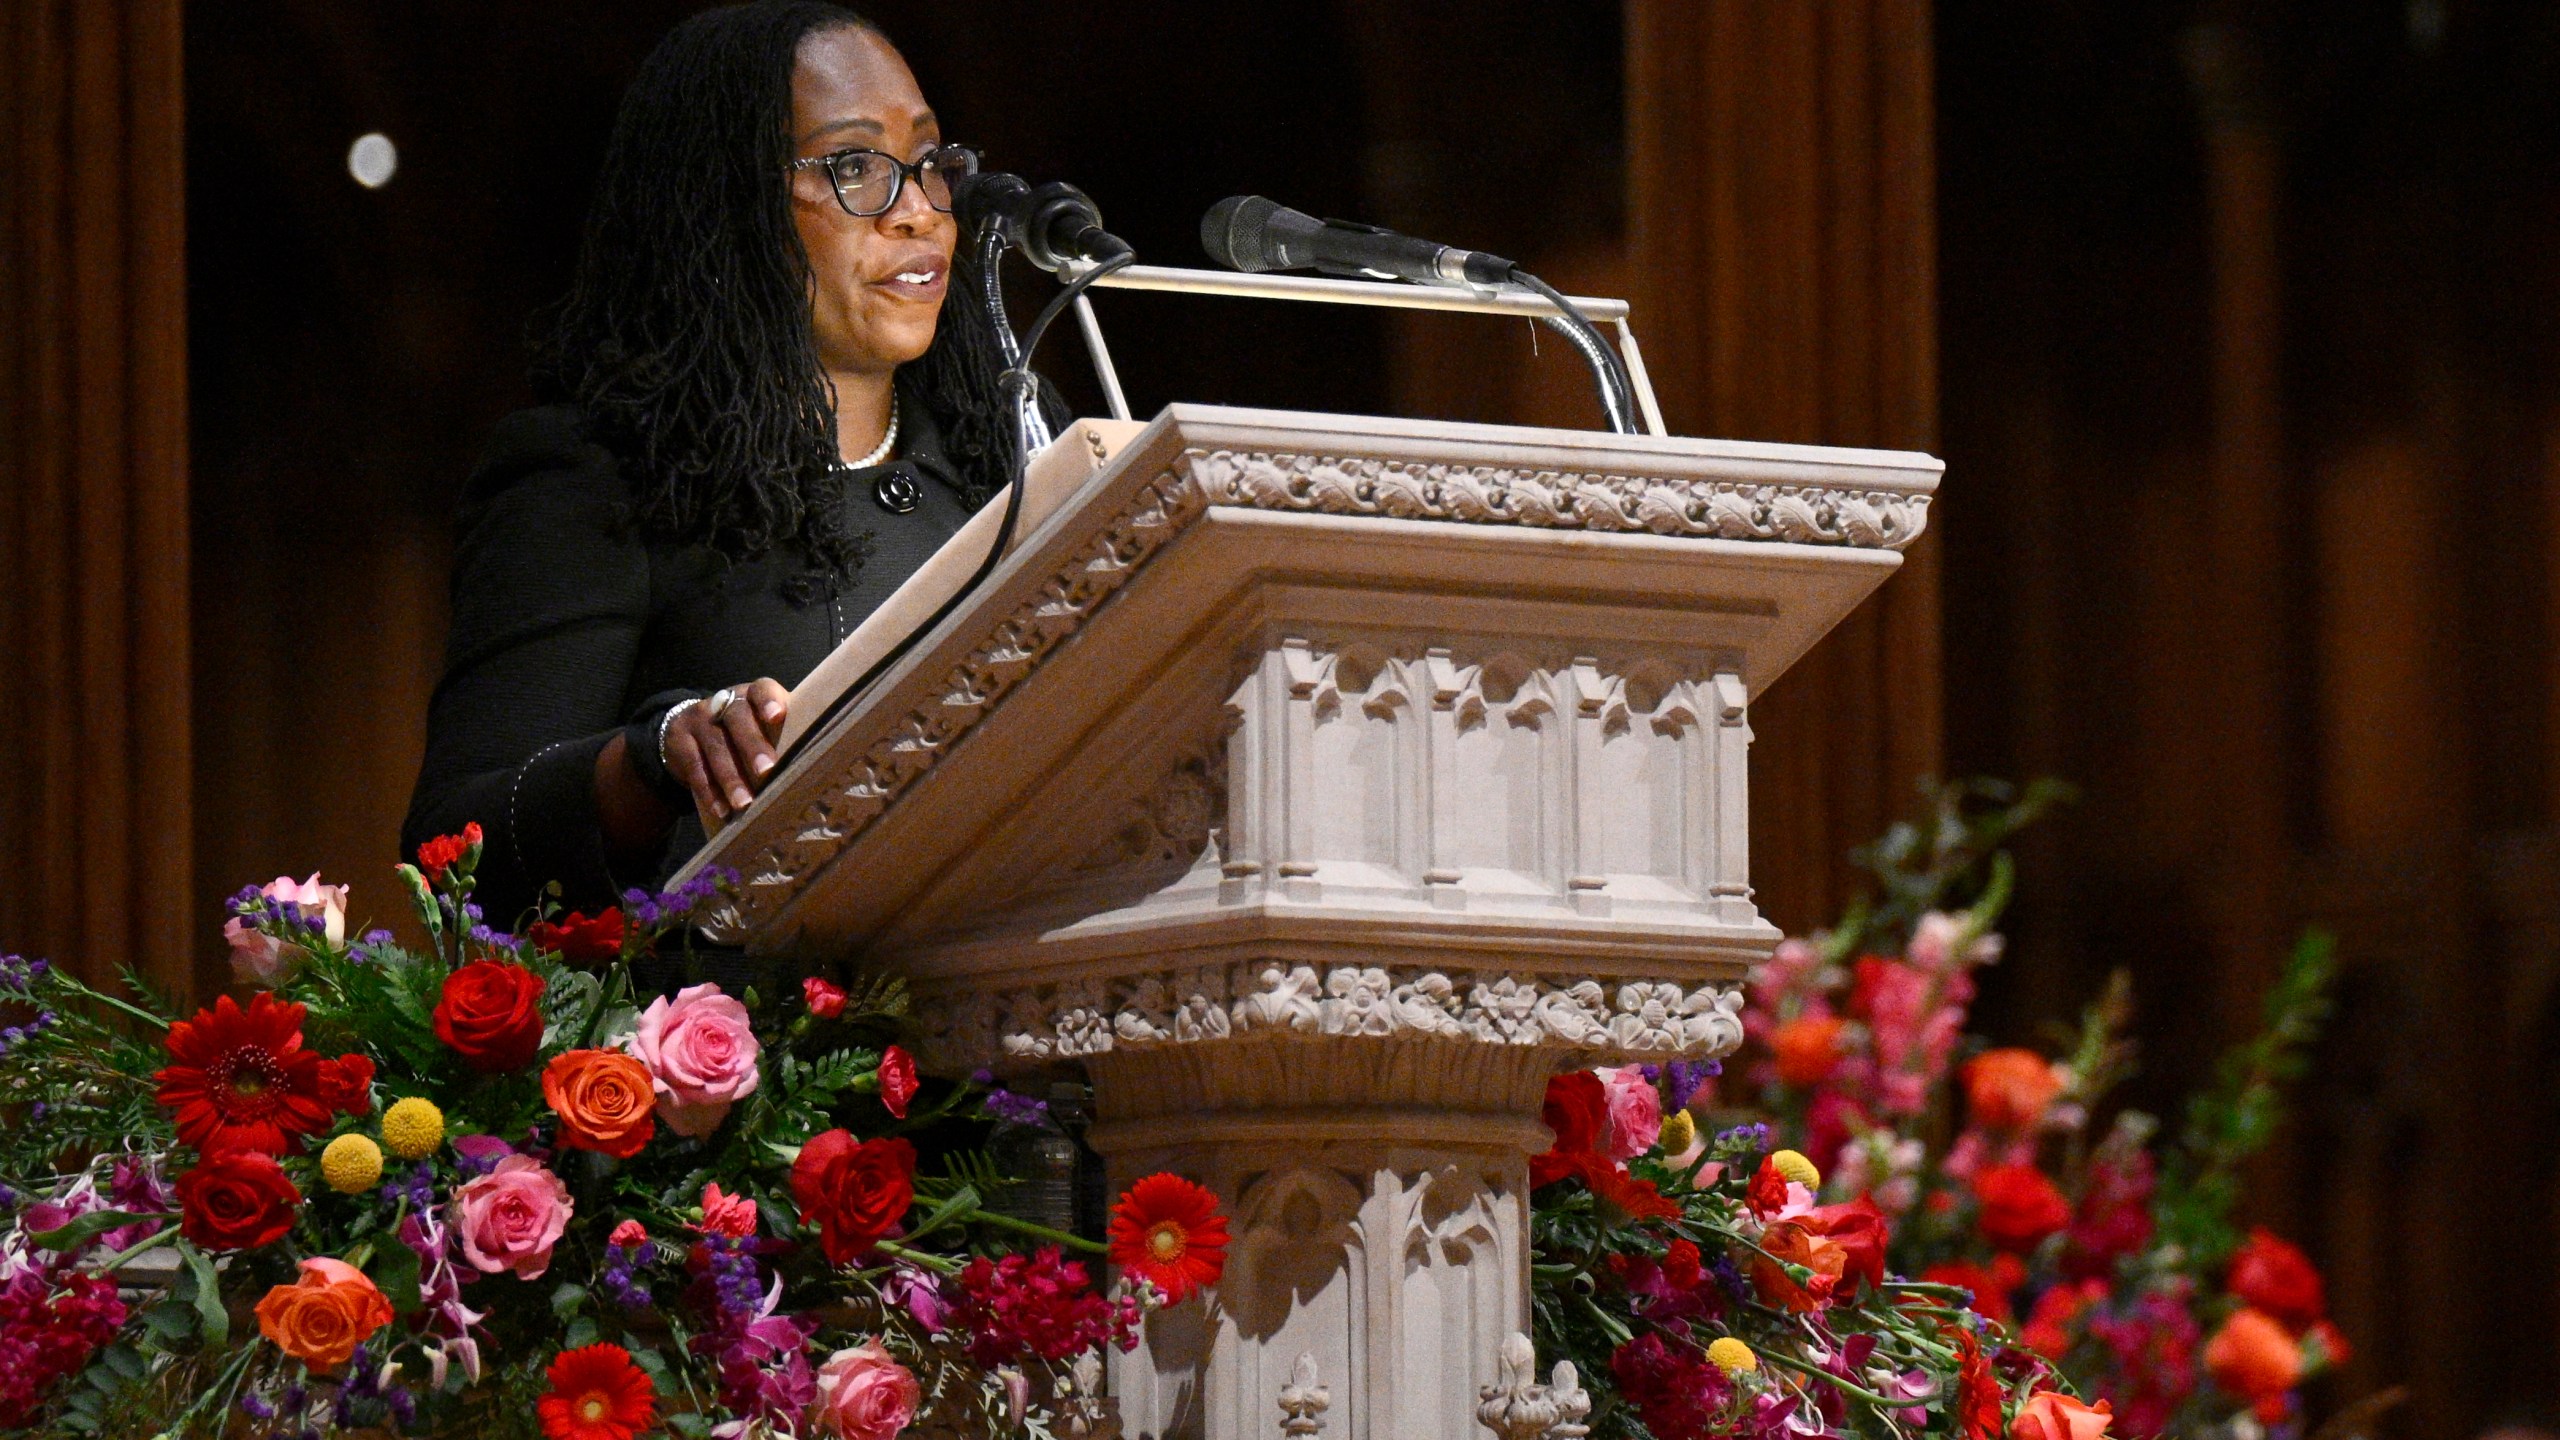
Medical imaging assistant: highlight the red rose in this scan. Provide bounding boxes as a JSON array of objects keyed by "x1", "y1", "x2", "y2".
[
  {"x1": 1529, "y1": 1072, "x2": 1609, "y2": 1186},
  {"x1": 790, "y1": 1129, "x2": 915, "y2": 1265},
  {"x1": 433, "y1": 960, "x2": 548, "y2": 1073},
  {"x1": 1973, "y1": 1163, "x2": 2072, "y2": 1252},
  {"x1": 2227, "y1": 1227, "x2": 2326, "y2": 1329},
  {"x1": 527, "y1": 908, "x2": 625, "y2": 964},
  {"x1": 802, "y1": 977, "x2": 848, "y2": 1019},
  {"x1": 318, "y1": 1054, "x2": 376, "y2": 1115},
  {"x1": 177, "y1": 1149, "x2": 302, "y2": 1251},
  {"x1": 876, "y1": 1046, "x2": 918, "y2": 1119}
]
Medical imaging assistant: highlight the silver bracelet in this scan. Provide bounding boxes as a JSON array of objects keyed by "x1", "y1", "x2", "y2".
[{"x1": 656, "y1": 697, "x2": 704, "y2": 769}]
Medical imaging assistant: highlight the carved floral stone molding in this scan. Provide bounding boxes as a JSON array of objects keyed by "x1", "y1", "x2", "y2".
[
  {"x1": 914, "y1": 961, "x2": 1747, "y2": 1069},
  {"x1": 1187, "y1": 448, "x2": 1932, "y2": 552},
  {"x1": 709, "y1": 439, "x2": 1913, "y2": 938}
]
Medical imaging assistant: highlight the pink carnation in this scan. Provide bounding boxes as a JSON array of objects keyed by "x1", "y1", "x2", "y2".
[
  {"x1": 698, "y1": 1182, "x2": 759, "y2": 1238},
  {"x1": 628, "y1": 983, "x2": 762, "y2": 1138},
  {"x1": 1595, "y1": 1066, "x2": 1662, "y2": 1160},
  {"x1": 810, "y1": 1340, "x2": 921, "y2": 1440},
  {"x1": 450, "y1": 1156, "x2": 572, "y2": 1280}
]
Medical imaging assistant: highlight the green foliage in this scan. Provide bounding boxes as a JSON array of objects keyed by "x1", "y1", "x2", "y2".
[
  {"x1": 2151, "y1": 928, "x2": 2338, "y2": 1276},
  {"x1": 1830, "y1": 776, "x2": 2075, "y2": 958}
]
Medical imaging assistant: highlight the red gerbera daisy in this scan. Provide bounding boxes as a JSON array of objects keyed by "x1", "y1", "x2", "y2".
[
  {"x1": 536, "y1": 1343, "x2": 656, "y2": 1440},
  {"x1": 154, "y1": 993, "x2": 332, "y2": 1156},
  {"x1": 1108, "y1": 1172, "x2": 1229, "y2": 1304}
]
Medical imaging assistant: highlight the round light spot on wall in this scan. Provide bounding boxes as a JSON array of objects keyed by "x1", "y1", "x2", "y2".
[{"x1": 347, "y1": 133, "x2": 398, "y2": 189}]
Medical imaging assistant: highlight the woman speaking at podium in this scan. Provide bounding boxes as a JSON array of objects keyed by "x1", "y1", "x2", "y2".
[{"x1": 402, "y1": 1, "x2": 1056, "y2": 926}]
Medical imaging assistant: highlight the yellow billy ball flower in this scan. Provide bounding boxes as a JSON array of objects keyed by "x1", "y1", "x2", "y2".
[
  {"x1": 1705, "y1": 1337, "x2": 1758, "y2": 1376},
  {"x1": 1770, "y1": 1148, "x2": 1821, "y2": 1190},
  {"x1": 1657, "y1": 1109, "x2": 1698, "y2": 1156},
  {"x1": 381, "y1": 1097, "x2": 447, "y2": 1160},
  {"x1": 320, "y1": 1133, "x2": 384, "y2": 1194}
]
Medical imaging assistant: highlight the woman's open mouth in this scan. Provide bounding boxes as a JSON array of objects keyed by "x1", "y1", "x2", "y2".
[{"x1": 874, "y1": 262, "x2": 947, "y2": 300}]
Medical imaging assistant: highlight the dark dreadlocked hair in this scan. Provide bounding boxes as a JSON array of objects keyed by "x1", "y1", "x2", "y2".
[{"x1": 533, "y1": 0, "x2": 1036, "y2": 594}]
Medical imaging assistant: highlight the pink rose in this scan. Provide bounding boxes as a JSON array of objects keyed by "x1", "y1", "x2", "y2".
[
  {"x1": 628, "y1": 983, "x2": 762, "y2": 1137},
  {"x1": 810, "y1": 1340, "x2": 921, "y2": 1440},
  {"x1": 224, "y1": 875, "x2": 350, "y2": 987},
  {"x1": 223, "y1": 917, "x2": 300, "y2": 988},
  {"x1": 1595, "y1": 1065, "x2": 1662, "y2": 1160},
  {"x1": 450, "y1": 1156, "x2": 572, "y2": 1280},
  {"x1": 265, "y1": 874, "x2": 348, "y2": 944}
]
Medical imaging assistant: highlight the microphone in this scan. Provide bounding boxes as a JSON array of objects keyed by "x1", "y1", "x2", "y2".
[
  {"x1": 954, "y1": 172, "x2": 1132, "y2": 273},
  {"x1": 1201, "y1": 195, "x2": 1517, "y2": 287}
]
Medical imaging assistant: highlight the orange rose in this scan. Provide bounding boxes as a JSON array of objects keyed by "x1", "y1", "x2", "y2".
[
  {"x1": 2204, "y1": 1307, "x2": 2304, "y2": 1421},
  {"x1": 543, "y1": 1049, "x2": 658, "y2": 1159},
  {"x1": 1771, "y1": 1014, "x2": 1848, "y2": 1087},
  {"x1": 1749, "y1": 1219, "x2": 1849, "y2": 1312},
  {"x1": 2011, "y1": 1391, "x2": 2113, "y2": 1440},
  {"x1": 1963, "y1": 1048, "x2": 2066, "y2": 1130},
  {"x1": 254, "y1": 1257, "x2": 393, "y2": 1374}
]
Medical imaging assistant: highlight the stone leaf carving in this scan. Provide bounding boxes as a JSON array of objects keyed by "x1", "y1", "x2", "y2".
[
  {"x1": 1184, "y1": 449, "x2": 1930, "y2": 553},
  {"x1": 914, "y1": 963, "x2": 1746, "y2": 1069}
]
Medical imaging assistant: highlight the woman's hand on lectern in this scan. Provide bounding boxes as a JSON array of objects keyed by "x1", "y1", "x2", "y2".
[{"x1": 665, "y1": 679, "x2": 790, "y2": 821}]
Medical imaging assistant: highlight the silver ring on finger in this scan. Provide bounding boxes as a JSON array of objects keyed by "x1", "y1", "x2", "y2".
[{"x1": 708, "y1": 687, "x2": 738, "y2": 717}]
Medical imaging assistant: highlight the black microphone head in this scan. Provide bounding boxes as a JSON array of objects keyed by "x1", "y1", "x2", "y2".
[
  {"x1": 1202, "y1": 194, "x2": 1324, "y2": 272},
  {"x1": 952, "y1": 170, "x2": 1029, "y2": 240}
]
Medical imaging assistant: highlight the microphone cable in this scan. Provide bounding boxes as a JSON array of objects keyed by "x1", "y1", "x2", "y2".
[
  {"x1": 1505, "y1": 267, "x2": 1642, "y2": 436},
  {"x1": 781, "y1": 246, "x2": 1137, "y2": 770}
]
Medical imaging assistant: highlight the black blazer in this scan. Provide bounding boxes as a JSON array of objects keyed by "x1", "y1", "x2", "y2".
[{"x1": 401, "y1": 391, "x2": 978, "y2": 926}]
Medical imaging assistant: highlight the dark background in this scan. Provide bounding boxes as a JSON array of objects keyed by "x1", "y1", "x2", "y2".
[{"x1": 11, "y1": 1, "x2": 2559, "y2": 1435}]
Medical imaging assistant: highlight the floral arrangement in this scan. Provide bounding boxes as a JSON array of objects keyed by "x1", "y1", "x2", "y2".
[
  {"x1": 1531, "y1": 781, "x2": 2354, "y2": 1440},
  {"x1": 0, "y1": 826, "x2": 1228, "y2": 1438}
]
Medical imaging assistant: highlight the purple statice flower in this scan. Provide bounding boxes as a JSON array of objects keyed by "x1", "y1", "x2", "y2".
[
  {"x1": 1710, "y1": 1121, "x2": 1771, "y2": 1159},
  {"x1": 240, "y1": 1392, "x2": 276, "y2": 1421},
  {"x1": 1664, "y1": 1058, "x2": 1718, "y2": 1109},
  {"x1": 600, "y1": 1241, "x2": 654, "y2": 1311},
  {"x1": 0, "y1": 955, "x2": 47, "y2": 993},
  {"x1": 982, "y1": 1088, "x2": 1050, "y2": 1127},
  {"x1": 1708, "y1": 1250, "x2": 1749, "y2": 1301},
  {"x1": 702, "y1": 1233, "x2": 763, "y2": 1319}
]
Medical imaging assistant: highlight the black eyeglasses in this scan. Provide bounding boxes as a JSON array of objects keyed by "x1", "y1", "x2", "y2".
[{"x1": 788, "y1": 143, "x2": 979, "y2": 218}]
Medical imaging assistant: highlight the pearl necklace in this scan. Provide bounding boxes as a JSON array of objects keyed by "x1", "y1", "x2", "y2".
[{"x1": 844, "y1": 392, "x2": 900, "y2": 470}]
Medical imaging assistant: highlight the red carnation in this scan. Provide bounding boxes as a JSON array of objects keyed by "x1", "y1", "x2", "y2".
[
  {"x1": 1973, "y1": 1163, "x2": 2072, "y2": 1253},
  {"x1": 2227, "y1": 1226, "x2": 2326, "y2": 1330},
  {"x1": 154, "y1": 993, "x2": 333, "y2": 1155},
  {"x1": 876, "y1": 1045, "x2": 919, "y2": 1119},
  {"x1": 1109, "y1": 1173, "x2": 1229, "y2": 1304},
  {"x1": 318, "y1": 1053, "x2": 375, "y2": 1116},
  {"x1": 1581, "y1": 1158, "x2": 1682, "y2": 1220},
  {"x1": 416, "y1": 822, "x2": 482, "y2": 883},
  {"x1": 176, "y1": 1149, "x2": 301, "y2": 1251},
  {"x1": 537, "y1": 1342, "x2": 657, "y2": 1440},
  {"x1": 1530, "y1": 1071, "x2": 1609, "y2": 1186},
  {"x1": 527, "y1": 908, "x2": 625, "y2": 965},
  {"x1": 1662, "y1": 1237, "x2": 1705, "y2": 1290},
  {"x1": 433, "y1": 959, "x2": 548, "y2": 1073},
  {"x1": 790, "y1": 1129, "x2": 915, "y2": 1265},
  {"x1": 1746, "y1": 1155, "x2": 1793, "y2": 1218},
  {"x1": 1920, "y1": 1255, "x2": 2025, "y2": 1325},
  {"x1": 802, "y1": 976, "x2": 849, "y2": 1019}
]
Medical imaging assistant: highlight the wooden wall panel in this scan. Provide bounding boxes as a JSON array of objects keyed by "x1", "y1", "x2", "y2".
[
  {"x1": 0, "y1": 0, "x2": 192, "y2": 999},
  {"x1": 1625, "y1": 0, "x2": 1943, "y2": 933}
]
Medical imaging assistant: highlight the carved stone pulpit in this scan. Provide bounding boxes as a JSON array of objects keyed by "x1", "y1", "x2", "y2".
[{"x1": 678, "y1": 405, "x2": 1937, "y2": 1440}]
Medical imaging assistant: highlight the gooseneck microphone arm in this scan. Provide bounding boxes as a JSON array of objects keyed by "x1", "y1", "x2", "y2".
[{"x1": 1200, "y1": 195, "x2": 1643, "y2": 436}]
